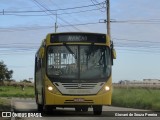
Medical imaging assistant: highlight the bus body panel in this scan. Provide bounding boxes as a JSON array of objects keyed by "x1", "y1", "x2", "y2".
[
  {"x1": 45, "y1": 92, "x2": 111, "y2": 106},
  {"x1": 44, "y1": 75, "x2": 112, "y2": 106}
]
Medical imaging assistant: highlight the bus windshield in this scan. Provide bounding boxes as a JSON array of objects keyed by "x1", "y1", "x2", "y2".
[{"x1": 47, "y1": 45, "x2": 111, "y2": 82}]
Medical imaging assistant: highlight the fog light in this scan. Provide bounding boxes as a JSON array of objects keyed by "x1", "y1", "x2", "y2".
[
  {"x1": 48, "y1": 86, "x2": 53, "y2": 91},
  {"x1": 105, "y1": 86, "x2": 110, "y2": 91}
]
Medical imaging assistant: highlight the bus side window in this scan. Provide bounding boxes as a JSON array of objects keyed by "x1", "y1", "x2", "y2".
[
  {"x1": 35, "y1": 57, "x2": 38, "y2": 72},
  {"x1": 39, "y1": 58, "x2": 42, "y2": 69},
  {"x1": 36, "y1": 57, "x2": 42, "y2": 71}
]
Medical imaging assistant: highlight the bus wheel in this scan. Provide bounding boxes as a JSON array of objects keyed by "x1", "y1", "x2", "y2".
[
  {"x1": 75, "y1": 106, "x2": 81, "y2": 112},
  {"x1": 93, "y1": 105, "x2": 102, "y2": 115},
  {"x1": 82, "y1": 107, "x2": 88, "y2": 112},
  {"x1": 45, "y1": 106, "x2": 53, "y2": 114},
  {"x1": 37, "y1": 104, "x2": 43, "y2": 112}
]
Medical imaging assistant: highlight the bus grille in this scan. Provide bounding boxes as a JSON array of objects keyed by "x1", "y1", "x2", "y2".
[
  {"x1": 53, "y1": 82, "x2": 105, "y2": 95},
  {"x1": 61, "y1": 83, "x2": 97, "y2": 89}
]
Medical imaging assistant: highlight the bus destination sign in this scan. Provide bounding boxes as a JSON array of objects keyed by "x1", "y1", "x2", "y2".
[
  {"x1": 67, "y1": 35, "x2": 87, "y2": 41},
  {"x1": 50, "y1": 33, "x2": 106, "y2": 43}
]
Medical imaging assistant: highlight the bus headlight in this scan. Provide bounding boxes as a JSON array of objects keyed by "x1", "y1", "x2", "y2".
[
  {"x1": 105, "y1": 86, "x2": 110, "y2": 91},
  {"x1": 48, "y1": 86, "x2": 53, "y2": 91}
]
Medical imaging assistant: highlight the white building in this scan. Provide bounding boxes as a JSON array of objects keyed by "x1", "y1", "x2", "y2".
[
  {"x1": 143, "y1": 79, "x2": 160, "y2": 84},
  {"x1": 119, "y1": 79, "x2": 160, "y2": 85}
]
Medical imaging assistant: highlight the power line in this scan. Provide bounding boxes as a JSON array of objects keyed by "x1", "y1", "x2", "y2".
[
  {"x1": 0, "y1": 42, "x2": 39, "y2": 45},
  {"x1": 112, "y1": 37, "x2": 160, "y2": 54},
  {"x1": 0, "y1": 18, "x2": 160, "y2": 32},
  {"x1": 60, "y1": 22, "x2": 100, "y2": 27},
  {"x1": 0, "y1": 25, "x2": 53, "y2": 32},
  {"x1": 0, "y1": 5, "x2": 105, "y2": 17},
  {"x1": 116, "y1": 48, "x2": 160, "y2": 54},
  {"x1": 58, "y1": 7, "x2": 104, "y2": 15},
  {"x1": 32, "y1": 0, "x2": 81, "y2": 31},
  {"x1": 0, "y1": 22, "x2": 100, "y2": 32},
  {"x1": 32, "y1": 0, "x2": 55, "y2": 21},
  {"x1": 0, "y1": 2, "x2": 105, "y2": 14},
  {"x1": 113, "y1": 38, "x2": 160, "y2": 44},
  {"x1": 90, "y1": 0, "x2": 106, "y2": 12},
  {"x1": 57, "y1": 16, "x2": 82, "y2": 31},
  {"x1": 111, "y1": 19, "x2": 160, "y2": 24}
]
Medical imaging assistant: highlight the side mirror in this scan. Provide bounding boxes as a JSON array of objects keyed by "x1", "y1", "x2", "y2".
[
  {"x1": 39, "y1": 48, "x2": 44, "y2": 58},
  {"x1": 111, "y1": 48, "x2": 116, "y2": 65},
  {"x1": 112, "y1": 49, "x2": 116, "y2": 59}
]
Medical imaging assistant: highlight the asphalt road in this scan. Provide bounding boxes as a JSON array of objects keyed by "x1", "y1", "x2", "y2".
[{"x1": 9, "y1": 98, "x2": 160, "y2": 120}]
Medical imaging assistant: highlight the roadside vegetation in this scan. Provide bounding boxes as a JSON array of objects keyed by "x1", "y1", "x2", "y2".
[
  {"x1": 0, "y1": 82, "x2": 34, "y2": 112},
  {"x1": 0, "y1": 82, "x2": 160, "y2": 111},
  {"x1": 0, "y1": 85, "x2": 34, "y2": 98},
  {"x1": 112, "y1": 86, "x2": 160, "y2": 111},
  {"x1": 0, "y1": 60, "x2": 13, "y2": 86}
]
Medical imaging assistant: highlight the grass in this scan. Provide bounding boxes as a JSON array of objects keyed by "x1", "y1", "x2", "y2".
[
  {"x1": 112, "y1": 87, "x2": 160, "y2": 111},
  {"x1": 0, "y1": 98, "x2": 11, "y2": 111},
  {"x1": 0, "y1": 86, "x2": 160, "y2": 111},
  {"x1": 0, "y1": 86, "x2": 34, "y2": 98}
]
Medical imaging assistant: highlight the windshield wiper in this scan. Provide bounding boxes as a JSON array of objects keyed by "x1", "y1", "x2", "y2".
[{"x1": 63, "y1": 43, "x2": 77, "y2": 59}]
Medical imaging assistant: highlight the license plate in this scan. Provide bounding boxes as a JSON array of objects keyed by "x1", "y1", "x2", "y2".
[{"x1": 74, "y1": 98, "x2": 84, "y2": 102}]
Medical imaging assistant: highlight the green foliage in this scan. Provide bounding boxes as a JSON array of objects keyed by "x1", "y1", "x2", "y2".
[
  {"x1": 22, "y1": 79, "x2": 32, "y2": 83},
  {"x1": 112, "y1": 87, "x2": 160, "y2": 110},
  {"x1": 0, "y1": 86, "x2": 34, "y2": 98},
  {"x1": 0, "y1": 61, "x2": 13, "y2": 81}
]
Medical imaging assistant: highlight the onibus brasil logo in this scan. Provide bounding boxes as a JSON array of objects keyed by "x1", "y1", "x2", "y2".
[{"x1": 2, "y1": 112, "x2": 42, "y2": 118}]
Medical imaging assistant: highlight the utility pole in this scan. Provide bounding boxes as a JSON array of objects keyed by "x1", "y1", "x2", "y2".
[
  {"x1": 55, "y1": 11, "x2": 57, "y2": 33},
  {"x1": 106, "y1": 0, "x2": 111, "y2": 38}
]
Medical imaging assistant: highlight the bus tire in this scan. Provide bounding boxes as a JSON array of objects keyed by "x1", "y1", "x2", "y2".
[
  {"x1": 82, "y1": 107, "x2": 88, "y2": 112},
  {"x1": 93, "y1": 105, "x2": 102, "y2": 115},
  {"x1": 75, "y1": 106, "x2": 81, "y2": 112},
  {"x1": 37, "y1": 89, "x2": 44, "y2": 112},
  {"x1": 45, "y1": 106, "x2": 53, "y2": 114},
  {"x1": 37, "y1": 104, "x2": 43, "y2": 112}
]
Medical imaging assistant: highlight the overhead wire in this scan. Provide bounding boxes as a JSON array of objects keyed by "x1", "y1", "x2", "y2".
[
  {"x1": 2, "y1": 8, "x2": 104, "y2": 16},
  {"x1": 32, "y1": 0, "x2": 55, "y2": 20},
  {"x1": 90, "y1": 0, "x2": 106, "y2": 12},
  {"x1": 32, "y1": 0, "x2": 81, "y2": 31},
  {"x1": 0, "y1": 44, "x2": 38, "y2": 55},
  {"x1": 0, "y1": 22, "x2": 100, "y2": 32},
  {"x1": 113, "y1": 38, "x2": 160, "y2": 44},
  {"x1": 40, "y1": 0, "x2": 91, "y2": 32},
  {"x1": 0, "y1": 2, "x2": 105, "y2": 14},
  {"x1": 112, "y1": 37, "x2": 160, "y2": 54},
  {"x1": 111, "y1": 19, "x2": 160, "y2": 24}
]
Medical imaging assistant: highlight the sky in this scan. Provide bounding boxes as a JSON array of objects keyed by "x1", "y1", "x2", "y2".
[{"x1": 0, "y1": 0, "x2": 160, "y2": 83}]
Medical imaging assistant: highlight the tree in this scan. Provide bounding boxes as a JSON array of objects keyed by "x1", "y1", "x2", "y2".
[
  {"x1": 5, "y1": 70, "x2": 13, "y2": 80},
  {"x1": 0, "y1": 61, "x2": 13, "y2": 81}
]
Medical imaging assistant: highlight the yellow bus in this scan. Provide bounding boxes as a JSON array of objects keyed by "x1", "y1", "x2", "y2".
[{"x1": 35, "y1": 32, "x2": 116, "y2": 115}]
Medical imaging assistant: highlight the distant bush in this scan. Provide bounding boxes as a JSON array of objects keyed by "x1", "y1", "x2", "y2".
[
  {"x1": 2, "y1": 80, "x2": 34, "y2": 87},
  {"x1": 21, "y1": 79, "x2": 32, "y2": 83}
]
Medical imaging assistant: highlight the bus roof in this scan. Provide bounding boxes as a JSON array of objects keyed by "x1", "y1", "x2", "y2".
[{"x1": 47, "y1": 32, "x2": 106, "y2": 36}]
